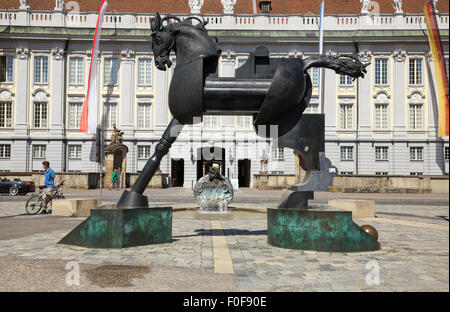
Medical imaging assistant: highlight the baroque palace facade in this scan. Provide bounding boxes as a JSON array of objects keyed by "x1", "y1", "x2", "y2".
[{"x1": 0, "y1": 0, "x2": 449, "y2": 188}]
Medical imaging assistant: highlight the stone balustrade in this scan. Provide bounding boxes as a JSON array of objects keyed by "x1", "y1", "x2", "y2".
[{"x1": 0, "y1": 10, "x2": 448, "y2": 32}]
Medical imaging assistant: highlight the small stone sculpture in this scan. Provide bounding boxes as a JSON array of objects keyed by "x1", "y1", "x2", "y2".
[
  {"x1": 393, "y1": 0, "x2": 403, "y2": 14},
  {"x1": 193, "y1": 167, "x2": 234, "y2": 213},
  {"x1": 111, "y1": 124, "x2": 124, "y2": 144}
]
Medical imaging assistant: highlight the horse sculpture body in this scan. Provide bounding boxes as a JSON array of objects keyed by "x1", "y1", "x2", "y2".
[{"x1": 116, "y1": 13, "x2": 368, "y2": 208}]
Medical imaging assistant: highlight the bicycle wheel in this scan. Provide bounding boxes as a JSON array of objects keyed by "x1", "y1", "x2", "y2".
[{"x1": 25, "y1": 195, "x2": 44, "y2": 215}]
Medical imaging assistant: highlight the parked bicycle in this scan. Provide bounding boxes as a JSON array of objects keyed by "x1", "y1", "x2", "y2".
[{"x1": 25, "y1": 181, "x2": 65, "y2": 215}]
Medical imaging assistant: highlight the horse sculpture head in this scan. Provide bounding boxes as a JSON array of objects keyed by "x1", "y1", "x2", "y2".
[
  {"x1": 151, "y1": 13, "x2": 180, "y2": 71},
  {"x1": 151, "y1": 13, "x2": 221, "y2": 71}
]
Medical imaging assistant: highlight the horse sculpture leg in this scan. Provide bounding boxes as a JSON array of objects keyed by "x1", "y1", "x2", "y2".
[{"x1": 116, "y1": 118, "x2": 184, "y2": 208}]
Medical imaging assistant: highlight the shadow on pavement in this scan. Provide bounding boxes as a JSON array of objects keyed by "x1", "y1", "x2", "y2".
[{"x1": 173, "y1": 228, "x2": 267, "y2": 238}]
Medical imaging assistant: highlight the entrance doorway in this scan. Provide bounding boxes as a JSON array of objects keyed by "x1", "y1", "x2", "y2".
[
  {"x1": 196, "y1": 147, "x2": 225, "y2": 180},
  {"x1": 238, "y1": 159, "x2": 251, "y2": 187},
  {"x1": 171, "y1": 159, "x2": 184, "y2": 187}
]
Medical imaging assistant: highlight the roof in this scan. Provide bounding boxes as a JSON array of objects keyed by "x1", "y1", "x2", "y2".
[{"x1": 0, "y1": 0, "x2": 448, "y2": 14}]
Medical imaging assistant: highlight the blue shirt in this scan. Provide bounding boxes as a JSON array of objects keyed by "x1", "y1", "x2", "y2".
[{"x1": 44, "y1": 168, "x2": 55, "y2": 188}]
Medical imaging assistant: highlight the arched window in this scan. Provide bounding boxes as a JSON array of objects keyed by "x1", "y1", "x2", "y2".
[
  {"x1": 408, "y1": 92, "x2": 424, "y2": 130},
  {"x1": 374, "y1": 92, "x2": 390, "y2": 130},
  {"x1": 32, "y1": 90, "x2": 49, "y2": 128},
  {"x1": 0, "y1": 89, "x2": 13, "y2": 128}
]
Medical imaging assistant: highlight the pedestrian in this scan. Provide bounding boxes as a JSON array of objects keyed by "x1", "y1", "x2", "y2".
[
  {"x1": 42, "y1": 161, "x2": 55, "y2": 214},
  {"x1": 109, "y1": 169, "x2": 119, "y2": 190}
]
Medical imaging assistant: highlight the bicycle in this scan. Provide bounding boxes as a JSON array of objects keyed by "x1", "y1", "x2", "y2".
[{"x1": 25, "y1": 181, "x2": 65, "y2": 215}]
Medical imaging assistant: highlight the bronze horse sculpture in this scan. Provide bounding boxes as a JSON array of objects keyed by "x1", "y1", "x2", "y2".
[{"x1": 116, "y1": 13, "x2": 368, "y2": 208}]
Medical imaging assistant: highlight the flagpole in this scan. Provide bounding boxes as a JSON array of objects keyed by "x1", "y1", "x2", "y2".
[{"x1": 319, "y1": 1, "x2": 325, "y2": 113}]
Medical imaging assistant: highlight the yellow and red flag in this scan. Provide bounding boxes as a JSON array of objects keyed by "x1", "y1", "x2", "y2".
[{"x1": 424, "y1": 1, "x2": 449, "y2": 137}]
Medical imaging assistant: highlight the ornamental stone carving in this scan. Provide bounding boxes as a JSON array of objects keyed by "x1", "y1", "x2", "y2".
[
  {"x1": 222, "y1": 50, "x2": 236, "y2": 60},
  {"x1": 326, "y1": 50, "x2": 340, "y2": 59},
  {"x1": 121, "y1": 49, "x2": 135, "y2": 64},
  {"x1": 0, "y1": 89, "x2": 14, "y2": 101},
  {"x1": 52, "y1": 48, "x2": 65, "y2": 60},
  {"x1": 358, "y1": 50, "x2": 372, "y2": 64},
  {"x1": 221, "y1": 0, "x2": 237, "y2": 14},
  {"x1": 189, "y1": 0, "x2": 204, "y2": 14},
  {"x1": 393, "y1": 50, "x2": 407, "y2": 62},
  {"x1": 288, "y1": 50, "x2": 303, "y2": 58},
  {"x1": 16, "y1": 47, "x2": 29, "y2": 59}
]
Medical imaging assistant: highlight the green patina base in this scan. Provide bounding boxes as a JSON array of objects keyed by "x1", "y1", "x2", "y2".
[
  {"x1": 58, "y1": 207, "x2": 172, "y2": 249},
  {"x1": 267, "y1": 207, "x2": 380, "y2": 252}
]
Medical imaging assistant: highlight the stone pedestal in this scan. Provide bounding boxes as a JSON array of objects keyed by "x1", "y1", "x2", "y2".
[
  {"x1": 58, "y1": 207, "x2": 173, "y2": 248},
  {"x1": 104, "y1": 143, "x2": 128, "y2": 189},
  {"x1": 267, "y1": 206, "x2": 380, "y2": 252},
  {"x1": 328, "y1": 200, "x2": 375, "y2": 218},
  {"x1": 52, "y1": 198, "x2": 99, "y2": 217}
]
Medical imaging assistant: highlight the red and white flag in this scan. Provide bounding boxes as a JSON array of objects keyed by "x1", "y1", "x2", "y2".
[{"x1": 80, "y1": 0, "x2": 108, "y2": 134}]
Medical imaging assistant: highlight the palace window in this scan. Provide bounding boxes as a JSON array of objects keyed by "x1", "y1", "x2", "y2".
[
  {"x1": 68, "y1": 103, "x2": 83, "y2": 129},
  {"x1": 259, "y1": 1, "x2": 272, "y2": 14},
  {"x1": 0, "y1": 102, "x2": 12, "y2": 128},
  {"x1": 68, "y1": 145, "x2": 82, "y2": 159},
  {"x1": 104, "y1": 57, "x2": 119, "y2": 85},
  {"x1": 375, "y1": 172, "x2": 389, "y2": 176},
  {"x1": 307, "y1": 67, "x2": 319, "y2": 86},
  {"x1": 34, "y1": 56, "x2": 48, "y2": 84},
  {"x1": 304, "y1": 103, "x2": 319, "y2": 114},
  {"x1": 69, "y1": 57, "x2": 84, "y2": 85},
  {"x1": 271, "y1": 146, "x2": 285, "y2": 160},
  {"x1": 444, "y1": 146, "x2": 449, "y2": 161},
  {"x1": 0, "y1": 144, "x2": 11, "y2": 159},
  {"x1": 0, "y1": 56, "x2": 14, "y2": 83},
  {"x1": 340, "y1": 171, "x2": 354, "y2": 175},
  {"x1": 410, "y1": 172, "x2": 423, "y2": 176},
  {"x1": 374, "y1": 58, "x2": 388, "y2": 85},
  {"x1": 236, "y1": 57, "x2": 247, "y2": 69},
  {"x1": 375, "y1": 146, "x2": 389, "y2": 161},
  {"x1": 104, "y1": 103, "x2": 117, "y2": 129},
  {"x1": 203, "y1": 116, "x2": 220, "y2": 129},
  {"x1": 410, "y1": 147, "x2": 423, "y2": 161},
  {"x1": 137, "y1": 103, "x2": 152, "y2": 129},
  {"x1": 339, "y1": 75, "x2": 353, "y2": 85},
  {"x1": 375, "y1": 104, "x2": 389, "y2": 129},
  {"x1": 409, "y1": 104, "x2": 423, "y2": 130},
  {"x1": 340, "y1": 146, "x2": 354, "y2": 160},
  {"x1": 33, "y1": 102, "x2": 48, "y2": 128},
  {"x1": 409, "y1": 58, "x2": 423, "y2": 85},
  {"x1": 32, "y1": 145, "x2": 46, "y2": 159},
  {"x1": 236, "y1": 116, "x2": 252, "y2": 129},
  {"x1": 138, "y1": 58, "x2": 152, "y2": 86},
  {"x1": 138, "y1": 146, "x2": 152, "y2": 159},
  {"x1": 339, "y1": 104, "x2": 353, "y2": 129}
]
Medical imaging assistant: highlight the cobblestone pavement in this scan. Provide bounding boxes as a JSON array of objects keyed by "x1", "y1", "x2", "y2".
[{"x1": 0, "y1": 196, "x2": 448, "y2": 292}]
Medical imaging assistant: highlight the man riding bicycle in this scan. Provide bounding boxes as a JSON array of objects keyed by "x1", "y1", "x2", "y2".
[{"x1": 42, "y1": 160, "x2": 55, "y2": 214}]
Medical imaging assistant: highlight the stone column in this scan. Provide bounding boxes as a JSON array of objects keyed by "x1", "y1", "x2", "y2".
[
  {"x1": 392, "y1": 49, "x2": 407, "y2": 138},
  {"x1": 50, "y1": 47, "x2": 65, "y2": 137},
  {"x1": 120, "y1": 49, "x2": 135, "y2": 137},
  {"x1": 357, "y1": 50, "x2": 373, "y2": 139},
  {"x1": 392, "y1": 50, "x2": 409, "y2": 175},
  {"x1": 14, "y1": 47, "x2": 30, "y2": 138}
]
